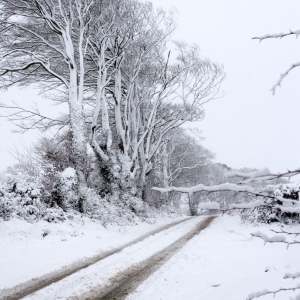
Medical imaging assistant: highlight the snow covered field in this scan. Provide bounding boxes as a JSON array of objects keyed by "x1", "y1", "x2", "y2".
[
  {"x1": 1, "y1": 214, "x2": 299, "y2": 300},
  {"x1": 128, "y1": 215, "x2": 300, "y2": 300}
]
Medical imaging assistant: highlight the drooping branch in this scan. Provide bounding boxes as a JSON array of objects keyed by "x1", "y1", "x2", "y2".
[{"x1": 0, "y1": 60, "x2": 69, "y2": 88}]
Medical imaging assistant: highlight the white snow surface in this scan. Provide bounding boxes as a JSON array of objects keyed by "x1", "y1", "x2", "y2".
[
  {"x1": 22, "y1": 217, "x2": 203, "y2": 299},
  {"x1": 60, "y1": 167, "x2": 76, "y2": 178},
  {"x1": 0, "y1": 214, "x2": 186, "y2": 290},
  {"x1": 127, "y1": 215, "x2": 300, "y2": 300},
  {"x1": 1, "y1": 215, "x2": 300, "y2": 300},
  {"x1": 198, "y1": 202, "x2": 220, "y2": 210}
]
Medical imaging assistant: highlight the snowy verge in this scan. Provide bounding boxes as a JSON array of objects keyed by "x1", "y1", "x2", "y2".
[{"x1": 0, "y1": 214, "x2": 186, "y2": 290}]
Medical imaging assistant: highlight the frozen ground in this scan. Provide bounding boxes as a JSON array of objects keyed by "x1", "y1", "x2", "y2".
[
  {"x1": 1, "y1": 214, "x2": 300, "y2": 300},
  {"x1": 0, "y1": 214, "x2": 186, "y2": 291},
  {"x1": 128, "y1": 215, "x2": 300, "y2": 300},
  {"x1": 19, "y1": 217, "x2": 207, "y2": 299}
]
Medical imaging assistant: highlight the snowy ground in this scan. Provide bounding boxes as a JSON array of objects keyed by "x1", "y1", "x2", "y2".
[
  {"x1": 128, "y1": 215, "x2": 300, "y2": 300},
  {"x1": 1, "y1": 214, "x2": 300, "y2": 300},
  {"x1": 19, "y1": 217, "x2": 205, "y2": 299},
  {"x1": 0, "y1": 214, "x2": 186, "y2": 291}
]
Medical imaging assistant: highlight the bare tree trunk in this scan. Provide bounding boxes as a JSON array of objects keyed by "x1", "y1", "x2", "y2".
[
  {"x1": 69, "y1": 69, "x2": 88, "y2": 212},
  {"x1": 188, "y1": 193, "x2": 197, "y2": 216},
  {"x1": 162, "y1": 143, "x2": 170, "y2": 205}
]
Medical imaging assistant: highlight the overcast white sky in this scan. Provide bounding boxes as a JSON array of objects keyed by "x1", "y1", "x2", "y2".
[{"x1": 0, "y1": 0, "x2": 299, "y2": 172}]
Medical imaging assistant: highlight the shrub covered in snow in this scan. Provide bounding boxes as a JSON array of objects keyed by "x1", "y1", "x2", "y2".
[
  {"x1": 82, "y1": 188, "x2": 150, "y2": 226},
  {"x1": 51, "y1": 167, "x2": 79, "y2": 211},
  {"x1": 0, "y1": 166, "x2": 172, "y2": 225},
  {"x1": 241, "y1": 183, "x2": 299, "y2": 224},
  {"x1": 0, "y1": 172, "x2": 44, "y2": 221},
  {"x1": 0, "y1": 171, "x2": 75, "y2": 223}
]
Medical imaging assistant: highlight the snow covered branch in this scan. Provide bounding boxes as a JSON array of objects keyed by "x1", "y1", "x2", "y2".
[
  {"x1": 247, "y1": 284, "x2": 300, "y2": 300},
  {"x1": 253, "y1": 29, "x2": 300, "y2": 94},
  {"x1": 226, "y1": 168, "x2": 300, "y2": 183},
  {"x1": 154, "y1": 182, "x2": 267, "y2": 198},
  {"x1": 271, "y1": 229, "x2": 300, "y2": 237},
  {"x1": 253, "y1": 30, "x2": 300, "y2": 41},
  {"x1": 284, "y1": 272, "x2": 300, "y2": 280},
  {"x1": 251, "y1": 231, "x2": 300, "y2": 248},
  {"x1": 270, "y1": 62, "x2": 300, "y2": 95}
]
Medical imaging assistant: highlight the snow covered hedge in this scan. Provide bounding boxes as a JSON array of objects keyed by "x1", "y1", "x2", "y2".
[
  {"x1": 241, "y1": 183, "x2": 299, "y2": 224},
  {"x1": 0, "y1": 171, "x2": 70, "y2": 222},
  {"x1": 0, "y1": 167, "x2": 166, "y2": 225}
]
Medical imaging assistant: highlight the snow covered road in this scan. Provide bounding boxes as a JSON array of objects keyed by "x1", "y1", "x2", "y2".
[
  {"x1": 0, "y1": 216, "x2": 190, "y2": 299},
  {"x1": 0, "y1": 218, "x2": 216, "y2": 300},
  {"x1": 16, "y1": 216, "x2": 213, "y2": 299},
  {"x1": 127, "y1": 215, "x2": 300, "y2": 300},
  {"x1": 2, "y1": 215, "x2": 299, "y2": 300}
]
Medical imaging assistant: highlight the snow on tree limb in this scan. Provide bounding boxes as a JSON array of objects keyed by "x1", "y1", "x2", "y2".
[
  {"x1": 251, "y1": 231, "x2": 300, "y2": 248},
  {"x1": 153, "y1": 182, "x2": 278, "y2": 202},
  {"x1": 247, "y1": 285, "x2": 300, "y2": 300},
  {"x1": 153, "y1": 182, "x2": 256, "y2": 194},
  {"x1": 271, "y1": 229, "x2": 300, "y2": 237},
  {"x1": 226, "y1": 168, "x2": 300, "y2": 183},
  {"x1": 270, "y1": 62, "x2": 300, "y2": 95},
  {"x1": 275, "y1": 205, "x2": 300, "y2": 214},
  {"x1": 153, "y1": 181, "x2": 296, "y2": 203},
  {"x1": 284, "y1": 272, "x2": 300, "y2": 280},
  {"x1": 252, "y1": 29, "x2": 300, "y2": 41},
  {"x1": 253, "y1": 29, "x2": 300, "y2": 95}
]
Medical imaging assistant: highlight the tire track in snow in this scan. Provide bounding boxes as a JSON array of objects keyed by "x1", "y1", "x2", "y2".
[
  {"x1": 88, "y1": 216, "x2": 216, "y2": 300},
  {"x1": 0, "y1": 217, "x2": 191, "y2": 300}
]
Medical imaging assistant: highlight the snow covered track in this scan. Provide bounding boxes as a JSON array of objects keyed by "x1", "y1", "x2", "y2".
[
  {"x1": 2, "y1": 216, "x2": 215, "y2": 300},
  {"x1": 0, "y1": 217, "x2": 192, "y2": 300},
  {"x1": 98, "y1": 216, "x2": 216, "y2": 300}
]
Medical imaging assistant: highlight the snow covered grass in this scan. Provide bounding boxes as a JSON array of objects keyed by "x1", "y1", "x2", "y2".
[
  {"x1": 127, "y1": 215, "x2": 300, "y2": 300},
  {"x1": 0, "y1": 213, "x2": 185, "y2": 291}
]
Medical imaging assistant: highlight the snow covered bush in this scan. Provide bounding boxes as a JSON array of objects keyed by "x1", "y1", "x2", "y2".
[
  {"x1": 0, "y1": 172, "x2": 44, "y2": 222},
  {"x1": 241, "y1": 183, "x2": 299, "y2": 224},
  {"x1": 51, "y1": 167, "x2": 79, "y2": 211},
  {"x1": 82, "y1": 188, "x2": 152, "y2": 226},
  {"x1": 0, "y1": 169, "x2": 74, "y2": 223}
]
